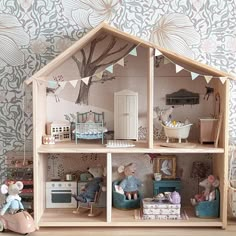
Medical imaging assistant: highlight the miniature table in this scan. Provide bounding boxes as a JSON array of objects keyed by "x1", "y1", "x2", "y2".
[
  {"x1": 142, "y1": 198, "x2": 181, "y2": 220},
  {"x1": 153, "y1": 179, "x2": 181, "y2": 196}
]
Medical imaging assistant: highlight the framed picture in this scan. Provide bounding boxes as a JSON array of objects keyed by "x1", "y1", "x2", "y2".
[{"x1": 156, "y1": 155, "x2": 176, "y2": 179}]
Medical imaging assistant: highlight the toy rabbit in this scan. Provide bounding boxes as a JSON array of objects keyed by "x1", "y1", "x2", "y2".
[{"x1": 0, "y1": 181, "x2": 24, "y2": 215}]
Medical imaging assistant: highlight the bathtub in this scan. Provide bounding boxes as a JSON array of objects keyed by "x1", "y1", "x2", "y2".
[{"x1": 162, "y1": 123, "x2": 193, "y2": 143}]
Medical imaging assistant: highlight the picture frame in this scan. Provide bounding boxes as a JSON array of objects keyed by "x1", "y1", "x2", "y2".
[{"x1": 156, "y1": 155, "x2": 176, "y2": 179}]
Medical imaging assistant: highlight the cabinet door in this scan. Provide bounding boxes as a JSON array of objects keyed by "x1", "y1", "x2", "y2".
[{"x1": 114, "y1": 91, "x2": 138, "y2": 140}]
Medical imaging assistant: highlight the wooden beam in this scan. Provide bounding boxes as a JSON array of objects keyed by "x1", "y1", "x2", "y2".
[{"x1": 148, "y1": 48, "x2": 154, "y2": 148}]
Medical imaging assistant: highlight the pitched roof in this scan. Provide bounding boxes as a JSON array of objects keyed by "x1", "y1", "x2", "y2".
[{"x1": 25, "y1": 21, "x2": 233, "y2": 84}]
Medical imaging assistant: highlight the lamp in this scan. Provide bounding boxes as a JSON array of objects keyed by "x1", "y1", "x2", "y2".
[{"x1": 191, "y1": 161, "x2": 208, "y2": 193}]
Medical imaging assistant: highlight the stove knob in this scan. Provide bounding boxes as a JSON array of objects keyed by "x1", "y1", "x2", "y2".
[
  {"x1": 68, "y1": 183, "x2": 71, "y2": 187},
  {"x1": 59, "y1": 183, "x2": 62, "y2": 187},
  {"x1": 52, "y1": 184, "x2": 55, "y2": 187}
]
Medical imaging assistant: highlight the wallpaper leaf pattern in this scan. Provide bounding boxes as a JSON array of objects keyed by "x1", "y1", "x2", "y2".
[
  {"x1": 0, "y1": 0, "x2": 236, "y2": 179},
  {"x1": 150, "y1": 13, "x2": 201, "y2": 59},
  {"x1": 61, "y1": 0, "x2": 122, "y2": 28},
  {"x1": 0, "y1": 14, "x2": 30, "y2": 67}
]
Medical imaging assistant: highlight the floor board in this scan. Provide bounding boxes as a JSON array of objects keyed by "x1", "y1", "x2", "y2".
[{"x1": 3, "y1": 226, "x2": 236, "y2": 236}]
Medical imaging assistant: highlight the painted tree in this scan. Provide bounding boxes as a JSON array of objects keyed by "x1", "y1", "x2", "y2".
[{"x1": 72, "y1": 34, "x2": 136, "y2": 104}]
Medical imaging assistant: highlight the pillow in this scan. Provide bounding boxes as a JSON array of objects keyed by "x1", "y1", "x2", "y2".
[
  {"x1": 114, "y1": 185, "x2": 124, "y2": 195},
  {"x1": 86, "y1": 112, "x2": 95, "y2": 123}
]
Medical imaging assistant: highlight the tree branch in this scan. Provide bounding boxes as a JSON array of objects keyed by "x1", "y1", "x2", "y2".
[
  {"x1": 105, "y1": 44, "x2": 128, "y2": 58},
  {"x1": 92, "y1": 36, "x2": 117, "y2": 65},
  {"x1": 91, "y1": 76, "x2": 116, "y2": 84},
  {"x1": 72, "y1": 55, "x2": 82, "y2": 75},
  {"x1": 87, "y1": 34, "x2": 108, "y2": 65},
  {"x1": 80, "y1": 49, "x2": 87, "y2": 77},
  {"x1": 95, "y1": 44, "x2": 136, "y2": 69}
]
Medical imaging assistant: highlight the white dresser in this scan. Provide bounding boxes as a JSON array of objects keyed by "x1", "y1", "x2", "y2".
[{"x1": 114, "y1": 90, "x2": 138, "y2": 140}]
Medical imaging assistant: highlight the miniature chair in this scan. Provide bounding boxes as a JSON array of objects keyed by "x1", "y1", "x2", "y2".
[
  {"x1": 72, "y1": 191, "x2": 100, "y2": 217},
  {"x1": 194, "y1": 188, "x2": 220, "y2": 218},
  {"x1": 112, "y1": 180, "x2": 141, "y2": 210}
]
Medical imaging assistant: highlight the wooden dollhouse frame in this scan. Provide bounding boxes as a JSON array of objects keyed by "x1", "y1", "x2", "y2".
[{"x1": 25, "y1": 22, "x2": 232, "y2": 228}]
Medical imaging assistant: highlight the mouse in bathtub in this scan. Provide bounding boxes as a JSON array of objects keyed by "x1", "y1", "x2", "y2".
[
  {"x1": 72, "y1": 166, "x2": 104, "y2": 203},
  {"x1": 157, "y1": 106, "x2": 175, "y2": 125}
]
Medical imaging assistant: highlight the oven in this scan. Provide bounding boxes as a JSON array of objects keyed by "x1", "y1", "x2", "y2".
[{"x1": 46, "y1": 181, "x2": 77, "y2": 208}]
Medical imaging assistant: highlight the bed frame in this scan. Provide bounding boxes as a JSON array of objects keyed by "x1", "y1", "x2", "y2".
[{"x1": 75, "y1": 111, "x2": 105, "y2": 144}]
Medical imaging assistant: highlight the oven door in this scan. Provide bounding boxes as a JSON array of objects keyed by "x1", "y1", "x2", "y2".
[{"x1": 46, "y1": 189, "x2": 77, "y2": 208}]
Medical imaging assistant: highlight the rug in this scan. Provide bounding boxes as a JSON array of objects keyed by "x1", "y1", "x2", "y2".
[
  {"x1": 134, "y1": 209, "x2": 189, "y2": 220},
  {"x1": 106, "y1": 140, "x2": 135, "y2": 148}
]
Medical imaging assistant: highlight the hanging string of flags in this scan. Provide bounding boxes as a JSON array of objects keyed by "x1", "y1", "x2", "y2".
[
  {"x1": 155, "y1": 48, "x2": 228, "y2": 84},
  {"x1": 46, "y1": 45, "x2": 228, "y2": 89},
  {"x1": 45, "y1": 43, "x2": 141, "y2": 88}
]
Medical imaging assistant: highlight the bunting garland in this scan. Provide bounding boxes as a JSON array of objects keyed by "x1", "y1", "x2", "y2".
[
  {"x1": 42, "y1": 43, "x2": 140, "y2": 88},
  {"x1": 219, "y1": 77, "x2": 227, "y2": 84},
  {"x1": 176, "y1": 64, "x2": 184, "y2": 73},
  {"x1": 106, "y1": 65, "x2": 113, "y2": 73},
  {"x1": 154, "y1": 48, "x2": 231, "y2": 84},
  {"x1": 191, "y1": 72, "x2": 199, "y2": 80},
  {"x1": 204, "y1": 76, "x2": 213, "y2": 84},
  {"x1": 117, "y1": 58, "x2": 125, "y2": 67},
  {"x1": 69, "y1": 80, "x2": 78, "y2": 88},
  {"x1": 42, "y1": 45, "x2": 230, "y2": 90},
  {"x1": 129, "y1": 47, "x2": 137, "y2": 56},
  {"x1": 154, "y1": 49, "x2": 162, "y2": 57},
  {"x1": 81, "y1": 77, "x2": 90, "y2": 85}
]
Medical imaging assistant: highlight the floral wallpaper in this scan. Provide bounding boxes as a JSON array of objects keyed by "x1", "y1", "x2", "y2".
[{"x1": 0, "y1": 0, "x2": 236, "y2": 188}]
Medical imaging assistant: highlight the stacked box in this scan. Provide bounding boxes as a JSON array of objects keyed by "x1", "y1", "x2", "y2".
[{"x1": 141, "y1": 198, "x2": 181, "y2": 220}]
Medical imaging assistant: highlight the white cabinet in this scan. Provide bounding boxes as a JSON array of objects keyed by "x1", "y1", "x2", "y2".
[{"x1": 114, "y1": 90, "x2": 138, "y2": 140}]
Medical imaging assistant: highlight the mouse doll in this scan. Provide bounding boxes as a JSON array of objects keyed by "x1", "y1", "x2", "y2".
[
  {"x1": 118, "y1": 163, "x2": 141, "y2": 200},
  {"x1": 72, "y1": 166, "x2": 104, "y2": 203},
  {"x1": 0, "y1": 181, "x2": 24, "y2": 215}
]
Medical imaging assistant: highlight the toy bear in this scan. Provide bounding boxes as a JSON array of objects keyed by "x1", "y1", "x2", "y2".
[
  {"x1": 118, "y1": 163, "x2": 141, "y2": 200},
  {"x1": 72, "y1": 166, "x2": 105, "y2": 203},
  {"x1": 0, "y1": 181, "x2": 24, "y2": 215}
]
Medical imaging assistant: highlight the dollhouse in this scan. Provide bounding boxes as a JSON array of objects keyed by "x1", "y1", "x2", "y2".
[
  {"x1": 25, "y1": 22, "x2": 232, "y2": 228},
  {"x1": 46, "y1": 121, "x2": 71, "y2": 142}
]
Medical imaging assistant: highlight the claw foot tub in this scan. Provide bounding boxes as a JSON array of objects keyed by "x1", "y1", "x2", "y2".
[{"x1": 162, "y1": 123, "x2": 193, "y2": 143}]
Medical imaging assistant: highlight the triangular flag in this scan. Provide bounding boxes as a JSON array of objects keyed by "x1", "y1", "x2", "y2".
[
  {"x1": 176, "y1": 65, "x2": 184, "y2": 73},
  {"x1": 59, "y1": 81, "x2": 67, "y2": 90},
  {"x1": 106, "y1": 65, "x2": 113, "y2": 73},
  {"x1": 129, "y1": 47, "x2": 137, "y2": 56},
  {"x1": 219, "y1": 77, "x2": 227, "y2": 84},
  {"x1": 95, "y1": 71, "x2": 103, "y2": 80},
  {"x1": 163, "y1": 57, "x2": 170, "y2": 64},
  {"x1": 81, "y1": 77, "x2": 90, "y2": 85},
  {"x1": 155, "y1": 49, "x2": 162, "y2": 56},
  {"x1": 191, "y1": 72, "x2": 199, "y2": 80},
  {"x1": 48, "y1": 80, "x2": 57, "y2": 88},
  {"x1": 117, "y1": 58, "x2": 124, "y2": 67},
  {"x1": 69, "y1": 79, "x2": 78, "y2": 88},
  {"x1": 205, "y1": 75, "x2": 213, "y2": 83}
]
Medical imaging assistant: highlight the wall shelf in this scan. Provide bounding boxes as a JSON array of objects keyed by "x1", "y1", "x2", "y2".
[{"x1": 37, "y1": 141, "x2": 224, "y2": 154}]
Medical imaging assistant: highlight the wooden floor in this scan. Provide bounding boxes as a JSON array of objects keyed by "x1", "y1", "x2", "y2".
[{"x1": 3, "y1": 225, "x2": 236, "y2": 236}]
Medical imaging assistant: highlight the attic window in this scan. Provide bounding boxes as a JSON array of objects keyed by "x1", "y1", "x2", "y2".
[{"x1": 166, "y1": 89, "x2": 199, "y2": 105}]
